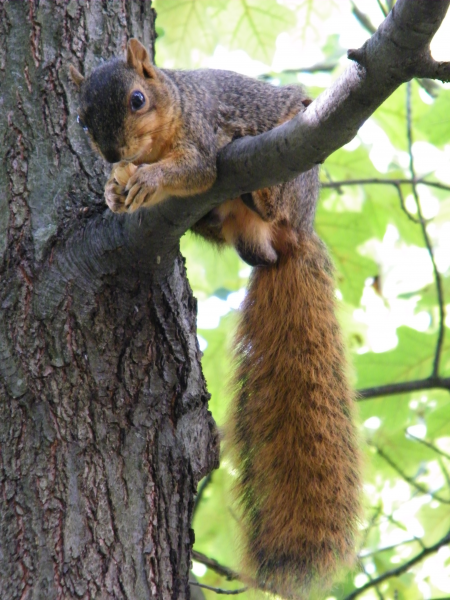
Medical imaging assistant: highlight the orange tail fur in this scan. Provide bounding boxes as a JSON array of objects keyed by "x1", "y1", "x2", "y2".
[{"x1": 230, "y1": 233, "x2": 361, "y2": 597}]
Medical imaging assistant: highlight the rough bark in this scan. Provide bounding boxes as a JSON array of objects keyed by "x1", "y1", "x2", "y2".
[{"x1": 0, "y1": 2, "x2": 218, "y2": 599}]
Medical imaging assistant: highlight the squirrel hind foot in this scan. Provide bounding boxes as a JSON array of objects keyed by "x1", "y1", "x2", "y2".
[
  {"x1": 235, "y1": 236, "x2": 278, "y2": 267},
  {"x1": 240, "y1": 192, "x2": 267, "y2": 220}
]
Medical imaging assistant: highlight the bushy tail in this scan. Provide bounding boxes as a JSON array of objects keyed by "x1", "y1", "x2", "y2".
[{"x1": 230, "y1": 233, "x2": 361, "y2": 597}]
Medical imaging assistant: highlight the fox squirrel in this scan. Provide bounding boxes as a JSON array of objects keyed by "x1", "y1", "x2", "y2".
[{"x1": 70, "y1": 39, "x2": 361, "y2": 598}]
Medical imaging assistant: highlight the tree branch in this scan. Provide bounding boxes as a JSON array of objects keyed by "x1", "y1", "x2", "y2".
[
  {"x1": 189, "y1": 582, "x2": 248, "y2": 596},
  {"x1": 41, "y1": 0, "x2": 450, "y2": 281},
  {"x1": 152, "y1": 0, "x2": 450, "y2": 243},
  {"x1": 358, "y1": 376, "x2": 450, "y2": 399},
  {"x1": 343, "y1": 529, "x2": 450, "y2": 600},
  {"x1": 406, "y1": 431, "x2": 450, "y2": 461},
  {"x1": 360, "y1": 538, "x2": 422, "y2": 558},
  {"x1": 405, "y1": 82, "x2": 446, "y2": 376},
  {"x1": 323, "y1": 176, "x2": 421, "y2": 223},
  {"x1": 372, "y1": 444, "x2": 450, "y2": 504},
  {"x1": 322, "y1": 177, "x2": 450, "y2": 194},
  {"x1": 351, "y1": 2, "x2": 377, "y2": 34},
  {"x1": 193, "y1": 473, "x2": 213, "y2": 518},
  {"x1": 192, "y1": 551, "x2": 241, "y2": 582}
]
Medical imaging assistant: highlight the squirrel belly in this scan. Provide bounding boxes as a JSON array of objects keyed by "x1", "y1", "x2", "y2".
[{"x1": 230, "y1": 233, "x2": 361, "y2": 596}]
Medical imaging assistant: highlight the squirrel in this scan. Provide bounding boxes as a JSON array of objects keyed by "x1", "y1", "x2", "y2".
[{"x1": 70, "y1": 38, "x2": 362, "y2": 598}]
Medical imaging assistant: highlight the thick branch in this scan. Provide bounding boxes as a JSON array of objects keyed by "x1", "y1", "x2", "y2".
[
  {"x1": 38, "y1": 0, "x2": 450, "y2": 279},
  {"x1": 152, "y1": 0, "x2": 450, "y2": 242}
]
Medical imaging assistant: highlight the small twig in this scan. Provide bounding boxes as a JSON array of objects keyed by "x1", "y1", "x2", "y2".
[
  {"x1": 342, "y1": 529, "x2": 450, "y2": 600},
  {"x1": 192, "y1": 551, "x2": 241, "y2": 582},
  {"x1": 361, "y1": 537, "x2": 422, "y2": 558},
  {"x1": 193, "y1": 472, "x2": 213, "y2": 517},
  {"x1": 358, "y1": 376, "x2": 450, "y2": 400},
  {"x1": 406, "y1": 82, "x2": 446, "y2": 377},
  {"x1": 190, "y1": 574, "x2": 207, "y2": 600},
  {"x1": 439, "y1": 457, "x2": 450, "y2": 490},
  {"x1": 372, "y1": 444, "x2": 450, "y2": 504},
  {"x1": 393, "y1": 181, "x2": 420, "y2": 223},
  {"x1": 417, "y1": 78, "x2": 442, "y2": 98},
  {"x1": 407, "y1": 433, "x2": 450, "y2": 489},
  {"x1": 322, "y1": 177, "x2": 450, "y2": 193},
  {"x1": 386, "y1": 514, "x2": 426, "y2": 550},
  {"x1": 406, "y1": 432, "x2": 450, "y2": 461},
  {"x1": 259, "y1": 62, "x2": 341, "y2": 80},
  {"x1": 376, "y1": 0, "x2": 388, "y2": 17},
  {"x1": 361, "y1": 556, "x2": 385, "y2": 600},
  {"x1": 322, "y1": 176, "x2": 441, "y2": 222},
  {"x1": 360, "y1": 505, "x2": 382, "y2": 550},
  {"x1": 351, "y1": 1, "x2": 377, "y2": 34},
  {"x1": 189, "y1": 581, "x2": 248, "y2": 595}
]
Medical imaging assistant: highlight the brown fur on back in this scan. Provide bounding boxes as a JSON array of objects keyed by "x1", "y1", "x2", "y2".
[{"x1": 230, "y1": 234, "x2": 361, "y2": 596}]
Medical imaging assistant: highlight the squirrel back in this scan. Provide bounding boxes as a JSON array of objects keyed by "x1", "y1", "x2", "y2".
[{"x1": 70, "y1": 39, "x2": 362, "y2": 597}]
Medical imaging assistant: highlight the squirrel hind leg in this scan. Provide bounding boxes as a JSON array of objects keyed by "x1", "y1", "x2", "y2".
[
  {"x1": 235, "y1": 237, "x2": 276, "y2": 267},
  {"x1": 217, "y1": 198, "x2": 278, "y2": 266},
  {"x1": 191, "y1": 209, "x2": 226, "y2": 245}
]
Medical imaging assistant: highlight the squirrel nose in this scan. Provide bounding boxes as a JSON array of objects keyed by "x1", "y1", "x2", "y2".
[{"x1": 103, "y1": 147, "x2": 121, "y2": 163}]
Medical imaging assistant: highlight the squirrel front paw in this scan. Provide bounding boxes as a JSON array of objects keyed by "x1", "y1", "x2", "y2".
[
  {"x1": 105, "y1": 162, "x2": 138, "y2": 213},
  {"x1": 124, "y1": 165, "x2": 164, "y2": 212},
  {"x1": 104, "y1": 163, "x2": 165, "y2": 213}
]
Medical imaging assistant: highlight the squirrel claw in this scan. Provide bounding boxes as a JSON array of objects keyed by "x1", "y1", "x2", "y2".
[
  {"x1": 124, "y1": 183, "x2": 151, "y2": 212},
  {"x1": 124, "y1": 166, "x2": 161, "y2": 211},
  {"x1": 105, "y1": 162, "x2": 137, "y2": 213},
  {"x1": 105, "y1": 182, "x2": 127, "y2": 213}
]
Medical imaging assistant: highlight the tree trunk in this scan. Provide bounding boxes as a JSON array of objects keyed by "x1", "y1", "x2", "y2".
[{"x1": 0, "y1": 2, "x2": 219, "y2": 598}]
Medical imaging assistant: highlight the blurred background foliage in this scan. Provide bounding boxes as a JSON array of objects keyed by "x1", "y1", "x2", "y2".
[{"x1": 153, "y1": 1, "x2": 450, "y2": 598}]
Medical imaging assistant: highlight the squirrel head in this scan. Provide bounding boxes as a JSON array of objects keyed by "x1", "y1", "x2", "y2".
[{"x1": 69, "y1": 39, "x2": 176, "y2": 164}]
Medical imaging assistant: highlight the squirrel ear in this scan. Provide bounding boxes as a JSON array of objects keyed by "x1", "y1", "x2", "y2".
[
  {"x1": 126, "y1": 38, "x2": 157, "y2": 79},
  {"x1": 69, "y1": 65, "x2": 85, "y2": 88}
]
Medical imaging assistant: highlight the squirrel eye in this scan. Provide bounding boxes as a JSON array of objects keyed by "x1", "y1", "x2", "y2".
[
  {"x1": 130, "y1": 91, "x2": 146, "y2": 112},
  {"x1": 77, "y1": 115, "x2": 88, "y2": 132}
]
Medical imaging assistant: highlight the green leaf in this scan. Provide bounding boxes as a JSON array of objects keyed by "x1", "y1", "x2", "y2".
[
  {"x1": 218, "y1": 0, "x2": 295, "y2": 65},
  {"x1": 355, "y1": 327, "x2": 435, "y2": 389},
  {"x1": 416, "y1": 273, "x2": 450, "y2": 312},
  {"x1": 181, "y1": 232, "x2": 246, "y2": 300},
  {"x1": 426, "y1": 392, "x2": 450, "y2": 438},
  {"x1": 295, "y1": 0, "x2": 340, "y2": 43},
  {"x1": 416, "y1": 88, "x2": 450, "y2": 148},
  {"x1": 373, "y1": 81, "x2": 430, "y2": 151},
  {"x1": 416, "y1": 501, "x2": 450, "y2": 546},
  {"x1": 198, "y1": 313, "x2": 236, "y2": 426},
  {"x1": 317, "y1": 206, "x2": 377, "y2": 306},
  {"x1": 153, "y1": 0, "x2": 219, "y2": 67},
  {"x1": 324, "y1": 144, "x2": 379, "y2": 182},
  {"x1": 154, "y1": 0, "x2": 296, "y2": 67}
]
